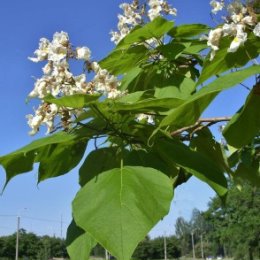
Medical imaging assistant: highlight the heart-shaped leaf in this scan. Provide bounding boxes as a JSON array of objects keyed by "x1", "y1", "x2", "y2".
[{"x1": 73, "y1": 166, "x2": 173, "y2": 260}]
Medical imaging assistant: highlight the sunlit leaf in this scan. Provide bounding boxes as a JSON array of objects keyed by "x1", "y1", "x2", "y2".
[
  {"x1": 168, "y1": 24, "x2": 210, "y2": 38},
  {"x1": 160, "y1": 65, "x2": 260, "y2": 130},
  {"x1": 117, "y1": 17, "x2": 174, "y2": 48},
  {"x1": 44, "y1": 94, "x2": 100, "y2": 108},
  {"x1": 100, "y1": 45, "x2": 149, "y2": 75},
  {"x1": 73, "y1": 166, "x2": 173, "y2": 260}
]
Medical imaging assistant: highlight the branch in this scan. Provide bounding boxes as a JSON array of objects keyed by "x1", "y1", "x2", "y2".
[{"x1": 171, "y1": 116, "x2": 232, "y2": 137}]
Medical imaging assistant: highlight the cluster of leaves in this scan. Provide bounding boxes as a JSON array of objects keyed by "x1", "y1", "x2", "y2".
[
  {"x1": 0, "y1": 6, "x2": 260, "y2": 260},
  {"x1": 173, "y1": 183, "x2": 260, "y2": 260},
  {"x1": 0, "y1": 229, "x2": 67, "y2": 260}
]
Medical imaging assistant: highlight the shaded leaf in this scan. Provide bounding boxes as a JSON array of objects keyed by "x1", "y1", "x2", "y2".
[
  {"x1": 156, "y1": 138, "x2": 227, "y2": 197},
  {"x1": 190, "y1": 128, "x2": 230, "y2": 173},
  {"x1": 0, "y1": 128, "x2": 88, "y2": 187},
  {"x1": 66, "y1": 220, "x2": 96, "y2": 260},
  {"x1": 37, "y1": 140, "x2": 87, "y2": 182},
  {"x1": 234, "y1": 162, "x2": 260, "y2": 187},
  {"x1": 79, "y1": 147, "x2": 121, "y2": 186},
  {"x1": 223, "y1": 84, "x2": 260, "y2": 148},
  {"x1": 125, "y1": 150, "x2": 179, "y2": 179},
  {"x1": 157, "y1": 42, "x2": 191, "y2": 60}
]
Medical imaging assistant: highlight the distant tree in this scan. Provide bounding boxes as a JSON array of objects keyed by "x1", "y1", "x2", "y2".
[
  {"x1": 133, "y1": 236, "x2": 151, "y2": 260},
  {"x1": 175, "y1": 217, "x2": 191, "y2": 256},
  {"x1": 0, "y1": 230, "x2": 68, "y2": 260},
  {"x1": 167, "y1": 236, "x2": 181, "y2": 259},
  {"x1": 205, "y1": 183, "x2": 260, "y2": 260}
]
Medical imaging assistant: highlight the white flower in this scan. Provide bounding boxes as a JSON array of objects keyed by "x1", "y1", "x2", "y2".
[
  {"x1": 29, "y1": 78, "x2": 49, "y2": 98},
  {"x1": 148, "y1": 5, "x2": 162, "y2": 20},
  {"x1": 210, "y1": 0, "x2": 224, "y2": 14},
  {"x1": 74, "y1": 74, "x2": 87, "y2": 92},
  {"x1": 26, "y1": 114, "x2": 43, "y2": 135},
  {"x1": 28, "y1": 38, "x2": 50, "y2": 62},
  {"x1": 228, "y1": 25, "x2": 247, "y2": 52},
  {"x1": 168, "y1": 7, "x2": 177, "y2": 16},
  {"x1": 107, "y1": 89, "x2": 123, "y2": 99},
  {"x1": 48, "y1": 43, "x2": 68, "y2": 62},
  {"x1": 207, "y1": 28, "x2": 223, "y2": 60},
  {"x1": 253, "y1": 23, "x2": 260, "y2": 37},
  {"x1": 207, "y1": 28, "x2": 223, "y2": 51},
  {"x1": 52, "y1": 31, "x2": 69, "y2": 46},
  {"x1": 76, "y1": 47, "x2": 91, "y2": 60},
  {"x1": 222, "y1": 23, "x2": 237, "y2": 36},
  {"x1": 241, "y1": 16, "x2": 254, "y2": 26},
  {"x1": 42, "y1": 62, "x2": 53, "y2": 75},
  {"x1": 136, "y1": 114, "x2": 154, "y2": 124},
  {"x1": 231, "y1": 13, "x2": 243, "y2": 23}
]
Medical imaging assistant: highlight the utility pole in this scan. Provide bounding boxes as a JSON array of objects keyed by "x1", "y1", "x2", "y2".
[
  {"x1": 105, "y1": 249, "x2": 110, "y2": 260},
  {"x1": 60, "y1": 215, "x2": 63, "y2": 238},
  {"x1": 164, "y1": 232, "x2": 167, "y2": 260},
  {"x1": 15, "y1": 216, "x2": 20, "y2": 260},
  {"x1": 191, "y1": 231, "x2": 196, "y2": 260},
  {"x1": 200, "y1": 234, "x2": 204, "y2": 259}
]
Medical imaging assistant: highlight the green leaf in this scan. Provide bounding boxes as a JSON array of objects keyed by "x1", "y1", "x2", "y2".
[
  {"x1": 157, "y1": 42, "x2": 191, "y2": 60},
  {"x1": 160, "y1": 65, "x2": 260, "y2": 130},
  {"x1": 0, "y1": 128, "x2": 88, "y2": 187},
  {"x1": 117, "y1": 91, "x2": 146, "y2": 103},
  {"x1": 125, "y1": 150, "x2": 179, "y2": 179},
  {"x1": 44, "y1": 94, "x2": 100, "y2": 108},
  {"x1": 79, "y1": 147, "x2": 121, "y2": 187},
  {"x1": 66, "y1": 220, "x2": 96, "y2": 260},
  {"x1": 154, "y1": 78, "x2": 196, "y2": 99},
  {"x1": 99, "y1": 45, "x2": 149, "y2": 75},
  {"x1": 120, "y1": 62, "x2": 195, "y2": 93},
  {"x1": 190, "y1": 128, "x2": 230, "y2": 173},
  {"x1": 234, "y1": 162, "x2": 260, "y2": 187},
  {"x1": 73, "y1": 166, "x2": 173, "y2": 260},
  {"x1": 120, "y1": 67, "x2": 143, "y2": 91},
  {"x1": 117, "y1": 17, "x2": 174, "y2": 48},
  {"x1": 113, "y1": 97, "x2": 185, "y2": 112},
  {"x1": 168, "y1": 24, "x2": 210, "y2": 38},
  {"x1": 156, "y1": 138, "x2": 228, "y2": 197},
  {"x1": 37, "y1": 140, "x2": 87, "y2": 182},
  {"x1": 73, "y1": 109, "x2": 95, "y2": 123},
  {"x1": 223, "y1": 85, "x2": 260, "y2": 148},
  {"x1": 184, "y1": 41, "x2": 208, "y2": 55}
]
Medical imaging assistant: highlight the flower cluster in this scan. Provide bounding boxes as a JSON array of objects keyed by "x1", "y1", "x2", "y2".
[
  {"x1": 27, "y1": 32, "x2": 122, "y2": 135},
  {"x1": 110, "y1": 0, "x2": 177, "y2": 44},
  {"x1": 207, "y1": 0, "x2": 260, "y2": 60}
]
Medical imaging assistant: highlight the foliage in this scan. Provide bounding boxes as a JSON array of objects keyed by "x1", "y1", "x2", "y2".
[
  {"x1": 0, "y1": 229, "x2": 68, "y2": 260},
  {"x1": 176, "y1": 184, "x2": 260, "y2": 260},
  {"x1": 0, "y1": 0, "x2": 260, "y2": 260}
]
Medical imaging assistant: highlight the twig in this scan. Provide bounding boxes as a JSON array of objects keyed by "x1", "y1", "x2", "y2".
[{"x1": 171, "y1": 116, "x2": 232, "y2": 136}]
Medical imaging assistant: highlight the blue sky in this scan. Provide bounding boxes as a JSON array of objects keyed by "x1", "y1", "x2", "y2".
[{"x1": 0, "y1": 0, "x2": 250, "y2": 239}]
